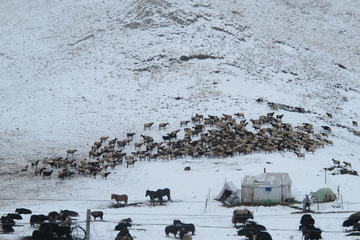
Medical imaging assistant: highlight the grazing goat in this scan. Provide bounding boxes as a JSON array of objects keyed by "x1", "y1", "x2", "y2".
[
  {"x1": 31, "y1": 160, "x2": 40, "y2": 168},
  {"x1": 343, "y1": 161, "x2": 352, "y2": 168},
  {"x1": 21, "y1": 165, "x2": 28, "y2": 171},
  {"x1": 42, "y1": 170, "x2": 54, "y2": 179},
  {"x1": 127, "y1": 159, "x2": 137, "y2": 168},
  {"x1": 295, "y1": 152, "x2": 305, "y2": 160},
  {"x1": 326, "y1": 112, "x2": 333, "y2": 118},
  {"x1": 271, "y1": 104, "x2": 279, "y2": 110},
  {"x1": 159, "y1": 122, "x2": 169, "y2": 130},
  {"x1": 67, "y1": 149, "x2": 77, "y2": 156},
  {"x1": 144, "y1": 122, "x2": 154, "y2": 130},
  {"x1": 180, "y1": 120, "x2": 190, "y2": 127},
  {"x1": 332, "y1": 159, "x2": 340, "y2": 166},
  {"x1": 353, "y1": 121, "x2": 358, "y2": 126},
  {"x1": 234, "y1": 112, "x2": 245, "y2": 118},
  {"x1": 127, "y1": 133, "x2": 135, "y2": 139},
  {"x1": 256, "y1": 97, "x2": 263, "y2": 102},
  {"x1": 161, "y1": 155, "x2": 169, "y2": 162},
  {"x1": 355, "y1": 131, "x2": 360, "y2": 136},
  {"x1": 35, "y1": 167, "x2": 46, "y2": 176},
  {"x1": 90, "y1": 211, "x2": 103, "y2": 220},
  {"x1": 100, "y1": 136, "x2": 109, "y2": 142},
  {"x1": 223, "y1": 114, "x2": 232, "y2": 120},
  {"x1": 101, "y1": 172, "x2": 111, "y2": 179},
  {"x1": 109, "y1": 138, "x2": 118, "y2": 146},
  {"x1": 321, "y1": 126, "x2": 331, "y2": 132},
  {"x1": 134, "y1": 143, "x2": 143, "y2": 149}
]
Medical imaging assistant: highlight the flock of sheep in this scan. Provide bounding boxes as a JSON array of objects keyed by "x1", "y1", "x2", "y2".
[{"x1": 19, "y1": 108, "x2": 343, "y2": 183}]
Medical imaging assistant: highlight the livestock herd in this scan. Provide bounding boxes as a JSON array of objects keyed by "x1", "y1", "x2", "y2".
[
  {"x1": 2, "y1": 206, "x2": 360, "y2": 239},
  {"x1": 21, "y1": 111, "x2": 340, "y2": 184},
  {"x1": 10, "y1": 110, "x2": 359, "y2": 239}
]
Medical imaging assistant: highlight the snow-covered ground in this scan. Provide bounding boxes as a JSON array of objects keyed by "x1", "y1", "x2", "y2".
[{"x1": 1, "y1": 0, "x2": 360, "y2": 239}]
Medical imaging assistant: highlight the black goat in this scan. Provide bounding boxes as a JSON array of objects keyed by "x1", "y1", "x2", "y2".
[{"x1": 42, "y1": 170, "x2": 54, "y2": 179}]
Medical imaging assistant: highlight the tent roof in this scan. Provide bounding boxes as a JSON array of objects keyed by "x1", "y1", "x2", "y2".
[
  {"x1": 215, "y1": 181, "x2": 241, "y2": 201},
  {"x1": 241, "y1": 173, "x2": 292, "y2": 188}
]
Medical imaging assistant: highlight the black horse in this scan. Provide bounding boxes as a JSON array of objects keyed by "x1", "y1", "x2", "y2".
[
  {"x1": 157, "y1": 188, "x2": 171, "y2": 201},
  {"x1": 145, "y1": 190, "x2": 163, "y2": 206}
]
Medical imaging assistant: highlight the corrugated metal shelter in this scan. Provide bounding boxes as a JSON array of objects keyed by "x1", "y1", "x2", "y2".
[{"x1": 241, "y1": 173, "x2": 292, "y2": 203}]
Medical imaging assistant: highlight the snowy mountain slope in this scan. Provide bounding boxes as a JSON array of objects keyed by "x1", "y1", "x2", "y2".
[{"x1": 1, "y1": 0, "x2": 360, "y2": 239}]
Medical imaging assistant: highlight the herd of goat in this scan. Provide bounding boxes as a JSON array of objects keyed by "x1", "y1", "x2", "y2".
[
  {"x1": 3, "y1": 207, "x2": 360, "y2": 239},
  {"x1": 21, "y1": 110, "x2": 352, "y2": 183}
]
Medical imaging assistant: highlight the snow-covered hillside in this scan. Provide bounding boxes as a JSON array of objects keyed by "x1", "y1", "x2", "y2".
[{"x1": 1, "y1": 0, "x2": 360, "y2": 239}]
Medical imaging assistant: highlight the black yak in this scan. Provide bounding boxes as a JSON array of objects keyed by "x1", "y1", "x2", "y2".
[{"x1": 165, "y1": 224, "x2": 181, "y2": 237}]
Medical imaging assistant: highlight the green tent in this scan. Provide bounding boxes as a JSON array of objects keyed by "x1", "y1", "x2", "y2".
[{"x1": 311, "y1": 188, "x2": 336, "y2": 202}]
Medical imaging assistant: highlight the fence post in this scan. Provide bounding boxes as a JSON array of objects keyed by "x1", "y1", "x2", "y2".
[{"x1": 85, "y1": 209, "x2": 91, "y2": 240}]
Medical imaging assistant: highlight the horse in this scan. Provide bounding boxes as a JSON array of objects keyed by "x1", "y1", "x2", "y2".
[
  {"x1": 111, "y1": 194, "x2": 128, "y2": 207},
  {"x1": 157, "y1": 188, "x2": 171, "y2": 201},
  {"x1": 145, "y1": 190, "x2": 163, "y2": 206}
]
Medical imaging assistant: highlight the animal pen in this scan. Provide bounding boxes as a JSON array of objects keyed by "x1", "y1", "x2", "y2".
[{"x1": 241, "y1": 173, "x2": 292, "y2": 204}]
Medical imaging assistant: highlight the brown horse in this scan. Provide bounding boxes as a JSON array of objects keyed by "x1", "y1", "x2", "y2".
[{"x1": 111, "y1": 194, "x2": 128, "y2": 207}]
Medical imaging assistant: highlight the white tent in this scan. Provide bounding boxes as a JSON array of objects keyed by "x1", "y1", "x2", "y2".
[
  {"x1": 215, "y1": 181, "x2": 242, "y2": 204},
  {"x1": 241, "y1": 173, "x2": 292, "y2": 204}
]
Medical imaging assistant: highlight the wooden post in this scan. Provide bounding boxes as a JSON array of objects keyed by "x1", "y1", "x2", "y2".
[
  {"x1": 85, "y1": 209, "x2": 91, "y2": 240},
  {"x1": 205, "y1": 198, "x2": 208, "y2": 212}
]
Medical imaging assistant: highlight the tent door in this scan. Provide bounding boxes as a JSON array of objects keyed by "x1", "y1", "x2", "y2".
[{"x1": 242, "y1": 187, "x2": 254, "y2": 202}]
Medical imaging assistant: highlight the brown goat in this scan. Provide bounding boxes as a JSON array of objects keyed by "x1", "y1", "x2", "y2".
[
  {"x1": 159, "y1": 122, "x2": 169, "y2": 130},
  {"x1": 67, "y1": 149, "x2": 77, "y2": 156},
  {"x1": 295, "y1": 152, "x2": 305, "y2": 160},
  {"x1": 144, "y1": 122, "x2": 154, "y2": 130},
  {"x1": 180, "y1": 120, "x2": 190, "y2": 127},
  {"x1": 332, "y1": 159, "x2": 340, "y2": 166},
  {"x1": 343, "y1": 161, "x2": 352, "y2": 168}
]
